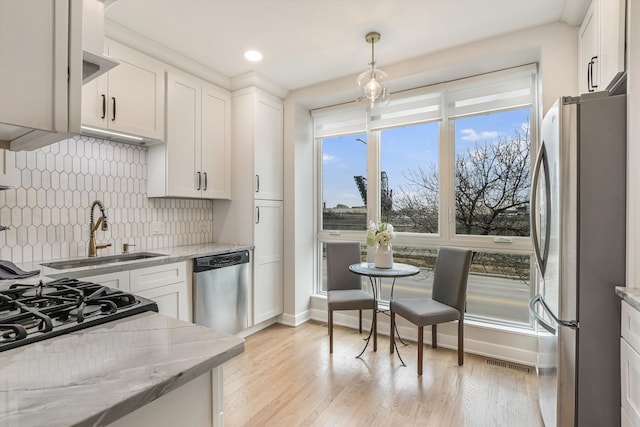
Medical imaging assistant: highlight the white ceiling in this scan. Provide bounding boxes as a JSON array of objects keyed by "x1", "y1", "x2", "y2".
[{"x1": 104, "y1": 0, "x2": 590, "y2": 93}]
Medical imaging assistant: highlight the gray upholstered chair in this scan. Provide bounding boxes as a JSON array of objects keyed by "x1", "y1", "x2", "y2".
[
  {"x1": 390, "y1": 247, "x2": 472, "y2": 375},
  {"x1": 326, "y1": 242, "x2": 377, "y2": 353}
]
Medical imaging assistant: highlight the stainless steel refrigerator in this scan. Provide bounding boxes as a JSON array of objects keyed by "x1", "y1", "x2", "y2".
[{"x1": 529, "y1": 91, "x2": 626, "y2": 427}]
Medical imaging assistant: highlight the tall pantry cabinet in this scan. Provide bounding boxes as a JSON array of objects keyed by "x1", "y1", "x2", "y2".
[{"x1": 213, "y1": 87, "x2": 283, "y2": 325}]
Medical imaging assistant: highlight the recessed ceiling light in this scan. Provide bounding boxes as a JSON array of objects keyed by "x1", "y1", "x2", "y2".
[{"x1": 244, "y1": 50, "x2": 263, "y2": 62}]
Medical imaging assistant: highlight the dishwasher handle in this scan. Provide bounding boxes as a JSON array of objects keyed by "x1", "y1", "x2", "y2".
[{"x1": 194, "y1": 251, "x2": 250, "y2": 272}]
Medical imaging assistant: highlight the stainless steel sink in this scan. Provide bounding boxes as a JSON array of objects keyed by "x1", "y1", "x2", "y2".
[{"x1": 40, "y1": 252, "x2": 167, "y2": 270}]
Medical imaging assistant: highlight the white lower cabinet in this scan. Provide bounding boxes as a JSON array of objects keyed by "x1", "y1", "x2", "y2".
[
  {"x1": 253, "y1": 200, "x2": 283, "y2": 324},
  {"x1": 77, "y1": 261, "x2": 191, "y2": 322},
  {"x1": 130, "y1": 262, "x2": 190, "y2": 322},
  {"x1": 621, "y1": 301, "x2": 640, "y2": 426}
]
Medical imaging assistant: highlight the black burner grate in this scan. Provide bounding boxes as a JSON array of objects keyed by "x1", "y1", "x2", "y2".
[{"x1": 0, "y1": 278, "x2": 158, "y2": 352}]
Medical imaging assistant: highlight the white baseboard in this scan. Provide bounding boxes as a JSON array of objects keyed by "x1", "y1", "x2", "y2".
[
  {"x1": 278, "y1": 309, "x2": 311, "y2": 327},
  {"x1": 237, "y1": 317, "x2": 278, "y2": 338}
]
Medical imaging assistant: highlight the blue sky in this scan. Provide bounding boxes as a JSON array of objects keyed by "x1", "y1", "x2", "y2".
[{"x1": 322, "y1": 108, "x2": 530, "y2": 208}]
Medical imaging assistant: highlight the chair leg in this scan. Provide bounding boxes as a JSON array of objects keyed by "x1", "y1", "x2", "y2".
[
  {"x1": 359, "y1": 310, "x2": 362, "y2": 333},
  {"x1": 390, "y1": 311, "x2": 395, "y2": 354},
  {"x1": 418, "y1": 326, "x2": 424, "y2": 376},
  {"x1": 373, "y1": 309, "x2": 377, "y2": 351},
  {"x1": 458, "y1": 318, "x2": 464, "y2": 366},
  {"x1": 329, "y1": 310, "x2": 333, "y2": 353},
  {"x1": 432, "y1": 324, "x2": 438, "y2": 349}
]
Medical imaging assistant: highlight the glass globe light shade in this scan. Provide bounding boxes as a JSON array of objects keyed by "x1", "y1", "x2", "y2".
[{"x1": 356, "y1": 67, "x2": 390, "y2": 109}]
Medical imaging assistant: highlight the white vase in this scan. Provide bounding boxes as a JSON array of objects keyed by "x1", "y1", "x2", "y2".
[
  {"x1": 366, "y1": 244, "x2": 376, "y2": 264},
  {"x1": 374, "y1": 243, "x2": 393, "y2": 269}
]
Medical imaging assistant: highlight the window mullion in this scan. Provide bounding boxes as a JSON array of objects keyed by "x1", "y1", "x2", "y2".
[
  {"x1": 440, "y1": 105, "x2": 454, "y2": 242},
  {"x1": 367, "y1": 130, "x2": 381, "y2": 224}
]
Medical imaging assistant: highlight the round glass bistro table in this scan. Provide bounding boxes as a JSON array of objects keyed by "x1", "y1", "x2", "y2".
[{"x1": 348, "y1": 262, "x2": 420, "y2": 363}]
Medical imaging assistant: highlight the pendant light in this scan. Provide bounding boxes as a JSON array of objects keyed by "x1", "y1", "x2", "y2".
[{"x1": 356, "y1": 31, "x2": 390, "y2": 109}]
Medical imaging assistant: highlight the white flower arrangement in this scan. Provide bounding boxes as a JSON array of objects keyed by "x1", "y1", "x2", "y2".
[{"x1": 365, "y1": 221, "x2": 396, "y2": 246}]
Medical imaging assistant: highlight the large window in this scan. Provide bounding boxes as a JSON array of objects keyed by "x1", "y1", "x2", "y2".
[{"x1": 314, "y1": 65, "x2": 538, "y2": 328}]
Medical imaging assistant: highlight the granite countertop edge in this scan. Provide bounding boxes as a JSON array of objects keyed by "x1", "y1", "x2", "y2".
[{"x1": 616, "y1": 286, "x2": 640, "y2": 312}]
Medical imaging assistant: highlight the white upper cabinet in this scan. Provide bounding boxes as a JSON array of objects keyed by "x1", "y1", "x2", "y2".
[
  {"x1": 253, "y1": 94, "x2": 284, "y2": 201},
  {"x1": 82, "y1": 40, "x2": 165, "y2": 142},
  {"x1": 579, "y1": 0, "x2": 626, "y2": 93},
  {"x1": 226, "y1": 88, "x2": 283, "y2": 204},
  {"x1": 202, "y1": 84, "x2": 232, "y2": 199},
  {"x1": 147, "y1": 71, "x2": 231, "y2": 199},
  {"x1": 0, "y1": 0, "x2": 83, "y2": 151}
]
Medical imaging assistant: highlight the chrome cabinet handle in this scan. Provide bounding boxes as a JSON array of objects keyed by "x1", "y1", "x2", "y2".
[
  {"x1": 255, "y1": 174, "x2": 260, "y2": 193},
  {"x1": 196, "y1": 171, "x2": 202, "y2": 191},
  {"x1": 256, "y1": 206, "x2": 260, "y2": 224},
  {"x1": 587, "y1": 56, "x2": 598, "y2": 92},
  {"x1": 203, "y1": 172, "x2": 208, "y2": 191},
  {"x1": 112, "y1": 97, "x2": 116, "y2": 121},
  {"x1": 101, "y1": 94, "x2": 106, "y2": 119}
]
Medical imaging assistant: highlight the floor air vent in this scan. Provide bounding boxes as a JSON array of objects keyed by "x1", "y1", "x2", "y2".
[{"x1": 485, "y1": 358, "x2": 531, "y2": 373}]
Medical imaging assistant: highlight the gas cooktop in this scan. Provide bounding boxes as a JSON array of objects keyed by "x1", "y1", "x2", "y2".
[{"x1": 0, "y1": 278, "x2": 158, "y2": 352}]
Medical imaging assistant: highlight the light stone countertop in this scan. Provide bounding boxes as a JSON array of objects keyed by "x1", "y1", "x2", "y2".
[
  {"x1": 616, "y1": 286, "x2": 640, "y2": 312},
  {"x1": 15, "y1": 242, "x2": 253, "y2": 281},
  {"x1": 0, "y1": 312, "x2": 244, "y2": 427}
]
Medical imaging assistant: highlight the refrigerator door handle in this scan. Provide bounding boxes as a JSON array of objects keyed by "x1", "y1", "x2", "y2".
[
  {"x1": 529, "y1": 294, "x2": 556, "y2": 334},
  {"x1": 529, "y1": 294, "x2": 578, "y2": 333},
  {"x1": 531, "y1": 143, "x2": 551, "y2": 276}
]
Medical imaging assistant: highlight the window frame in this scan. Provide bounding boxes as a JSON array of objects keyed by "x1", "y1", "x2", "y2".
[{"x1": 313, "y1": 64, "x2": 539, "y2": 329}]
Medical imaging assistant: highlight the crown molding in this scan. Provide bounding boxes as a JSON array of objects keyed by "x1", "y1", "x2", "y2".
[
  {"x1": 105, "y1": 19, "x2": 231, "y2": 90},
  {"x1": 560, "y1": 0, "x2": 592, "y2": 26},
  {"x1": 230, "y1": 71, "x2": 289, "y2": 99}
]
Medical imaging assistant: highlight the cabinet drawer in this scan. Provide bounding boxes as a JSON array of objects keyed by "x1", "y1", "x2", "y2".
[
  {"x1": 77, "y1": 271, "x2": 130, "y2": 292},
  {"x1": 130, "y1": 262, "x2": 186, "y2": 293},
  {"x1": 622, "y1": 301, "x2": 640, "y2": 352}
]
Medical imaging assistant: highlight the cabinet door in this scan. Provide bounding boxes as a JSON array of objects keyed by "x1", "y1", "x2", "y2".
[
  {"x1": 253, "y1": 200, "x2": 283, "y2": 324},
  {"x1": 135, "y1": 285, "x2": 189, "y2": 322},
  {"x1": 254, "y1": 94, "x2": 283, "y2": 200},
  {"x1": 130, "y1": 262, "x2": 190, "y2": 322},
  {"x1": 81, "y1": 74, "x2": 109, "y2": 129},
  {"x1": 105, "y1": 41, "x2": 165, "y2": 140},
  {"x1": 579, "y1": 2, "x2": 600, "y2": 93},
  {"x1": 621, "y1": 338, "x2": 640, "y2": 426},
  {"x1": 166, "y1": 72, "x2": 201, "y2": 198},
  {"x1": 0, "y1": 0, "x2": 72, "y2": 133},
  {"x1": 600, "y1": 0, "x2": 625, "y2": 89},
  {"x1": 201, "y1": 83, "x2": 231, "y2": 199}
]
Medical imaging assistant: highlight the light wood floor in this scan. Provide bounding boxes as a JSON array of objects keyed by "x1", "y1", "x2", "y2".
[{"x1": 223, "y1": 321, "x2": 543, "y2": 427}]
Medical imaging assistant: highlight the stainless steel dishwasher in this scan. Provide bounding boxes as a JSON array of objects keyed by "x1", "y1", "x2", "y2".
[{"x1": 193, "y1": 250, "x2": 250, "y2": 335}]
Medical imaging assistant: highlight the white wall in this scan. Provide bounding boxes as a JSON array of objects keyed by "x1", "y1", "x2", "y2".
[
  {"x1": 281, "y1": 21, "x2": 579, "y2": 365},
  {"x1": 627, "y1": 0, "x2": 640, "y2": 286}
]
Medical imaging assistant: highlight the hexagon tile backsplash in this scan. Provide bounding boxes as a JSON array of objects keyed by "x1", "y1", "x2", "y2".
[{"x1": 0, "y1": 135, "x2": 213, "y2": 263}]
